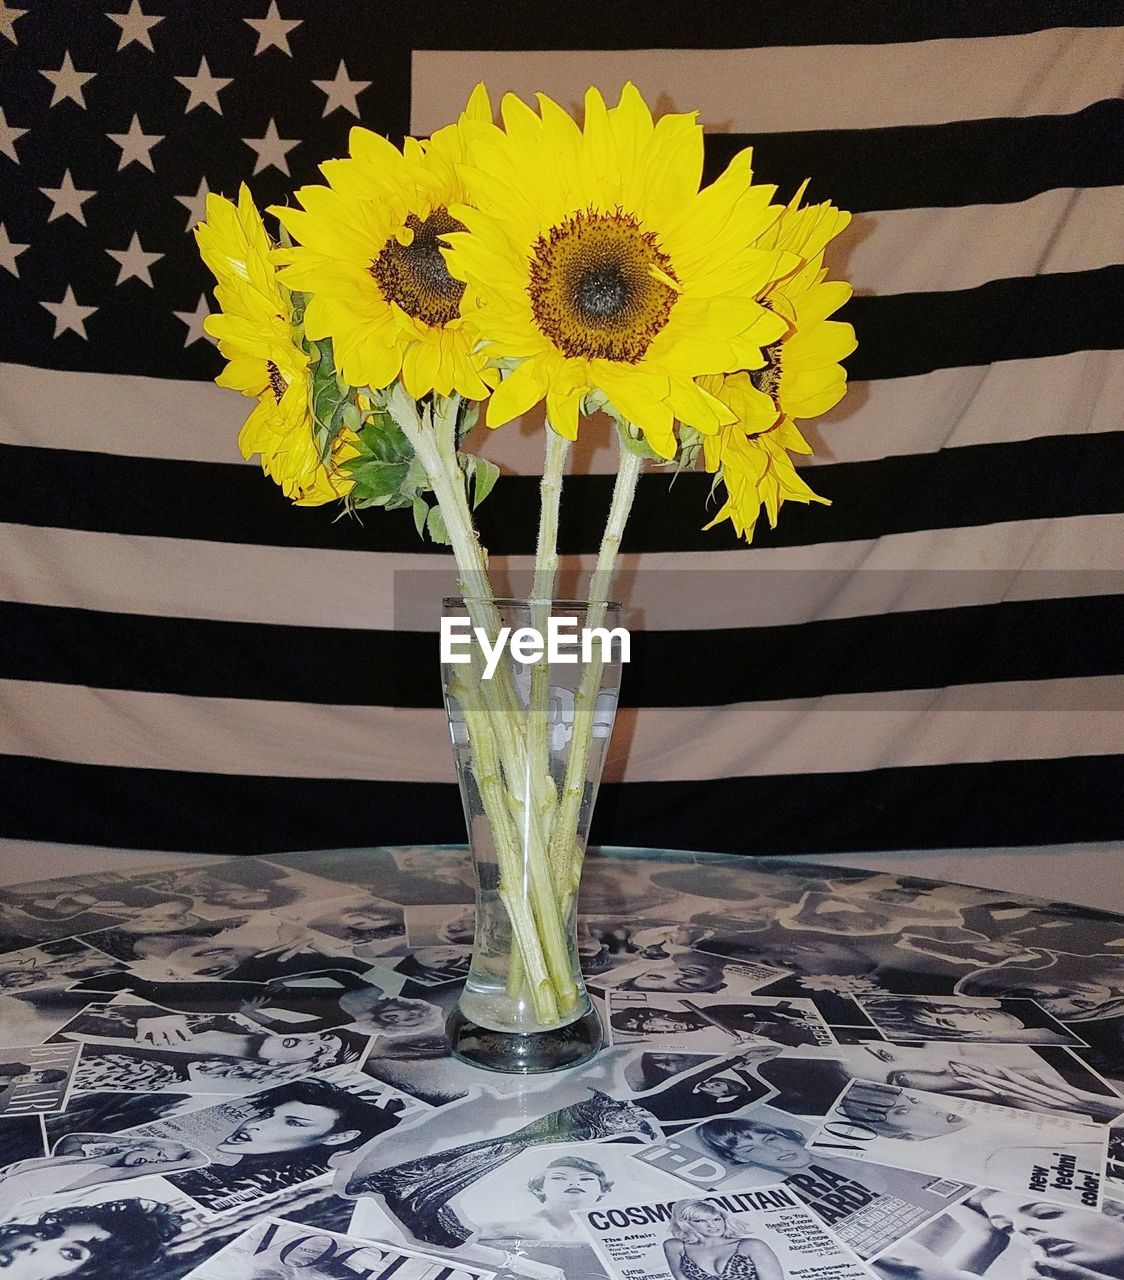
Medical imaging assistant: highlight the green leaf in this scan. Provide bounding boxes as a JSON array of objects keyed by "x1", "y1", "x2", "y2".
[
  {"x1": 412, "y1": 497, "x2": 429, "y2": 540},
  {"x1": 471, "y1": 456, "x2": 500, "y2": 509},
  {"x1": 426, "y1": 505, "x2": 451, "y2": 545},
  {"x1": 347, "y1": 461, "x2": 410, "y2": 502},
  {"x1": 341, "y1": 402, "x2": 361, "y2": 433},
  {"x1": 617, "y1": 421, "x2": 668, "y2": 463},
  {"x1": 456, "y1": 398, "x2": 481, "y2": 443}
]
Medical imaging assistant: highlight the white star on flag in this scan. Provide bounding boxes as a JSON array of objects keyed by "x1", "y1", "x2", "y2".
[
  {"x1": 175, "y1": 56, "x2": 232, "y2": 114},
  {"x1": 0, "y1": 222, "x2": 29, "y2": 277},
  {"x1": 175, "y1": 177, "x2": 212, "y2": 232},
  {"x1": 107, "y1": 232, "x2": 163, "y2": 286},
  {"x1": 107, "y1": 1, "x2": 162, "y2": 52},
  {"x1": 313, "y1": 60, "x2": 371, "y2": 118},
  {"x1": 42, "y1": 285, "x2": 98, "y2": 339},
  {"x1": 175, "y1": 295, "x2": 215, "y2": 347},
  {"x1": 41, "y1": 51, "x2": 96, "y2": 109},
  {"x1": 1, "y1": 3, "x2": 27, "y2": 45},
  {"x1": 40, "y1": 171, "x2": 96, "y2": 225},
  {"x1": 244, "y1": 1, "x2": 301, "y2": 55},
  {"x1": 0, "y1": 106, "x2": 27, "y2": 162},
  {"x1": 108, "y1": 115, "x2": 164, "y2": 170},
  {"x1": 244, "y1": 118, "x2": 299, "y2": 175}
]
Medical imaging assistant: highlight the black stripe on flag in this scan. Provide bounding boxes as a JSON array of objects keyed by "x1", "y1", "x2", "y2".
[
  {"x1": 1, "y1": 753, "x2": 1120, "y2": 855},
  {"x1": 705, "y1": 101, "x2": 1124, "y2": 213},
  {"x1": 4, "y1": 433, "x2": 1122, "y2": 555},
  {"x1": 3, "y1": 596, "x2": 1121, "y2": 708},
  {"x1": 4, "y1": 261, "x2": 1120, "y2": 384}
]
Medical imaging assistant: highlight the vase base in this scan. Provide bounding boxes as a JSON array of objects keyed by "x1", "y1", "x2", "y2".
[{"x1": 445, "y1": 1000, "x2": 604, "y2": 1074}]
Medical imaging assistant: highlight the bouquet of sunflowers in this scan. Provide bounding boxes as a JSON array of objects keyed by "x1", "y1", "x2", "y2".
[{"x1": 196, "y1": 83, "x2": 855, "y2": 1030}]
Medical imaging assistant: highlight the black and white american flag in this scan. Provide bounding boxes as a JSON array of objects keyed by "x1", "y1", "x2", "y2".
[{"x1": 1, "y1": 1, "x2": 1122, "y2": 857}]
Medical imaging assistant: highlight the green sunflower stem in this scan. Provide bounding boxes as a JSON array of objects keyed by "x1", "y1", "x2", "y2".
[
  {"x1": 388, "y1": 384, "x2": 577, "y2": 1020},
  {"x1": 530, "y1": 423, "x2": 569, "y2": 882},
  {"x1": 547, "y1": 434, "x2": 643, "y2": 894}
]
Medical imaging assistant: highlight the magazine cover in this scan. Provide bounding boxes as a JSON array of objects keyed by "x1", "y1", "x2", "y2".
[
  {"x1": 52, "y1": 1000, "x2": 371, "y2": 1096},
  {"x1": 853, "y1": 995, "x2": 1086, "y2": 1046},
  {"x1": 590, "y1": 953, "x2": 792, "y2": 999},
  {"x1": 758, "y1": 1041, "x2": 1124, "y2": 1123},
  {"x1": 869, "y1": 1188, "x2": 1124, "y2": 1280},
  {"x1": 0, "y1": 1041, "x2": 80, "y2": 1117},
  {"x1": 808, "y1": 1079, "x2": 1105, "y2": 1208},
  {"x1": 180, "y1": 1216, "x2": 494, "y2": 1280},
  {"x1": 126, "y1": 1074, "x2": 427, "y2": 1215},
  {"x1": 631, "y1": 1105, "x2": 972, "y2": 1260},
  {"x1": 607, "y1": 992, "x2": 837, "y2": 1051},
  {"x1": 575, "y1": 1187, "x2": 871, "y2": 1280}
]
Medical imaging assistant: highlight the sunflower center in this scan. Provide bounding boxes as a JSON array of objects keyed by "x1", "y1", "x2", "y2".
[
  {"x1": 749, "y1": 341, "x2": 783, "y2": 402},
  {"x1": 266, "y1": 360, "x2": 287, "y2": 404},
  {"x1": 369, "y1": 208, "x2": 466, "y2": 328},
  {"x1": 528, "y1": 208, "x2": 678, "y2": 362}
]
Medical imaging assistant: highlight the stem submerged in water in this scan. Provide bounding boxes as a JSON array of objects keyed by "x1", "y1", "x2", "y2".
[{"x1": 389, "y1": 386, "x2": 642, "y2": 1029}]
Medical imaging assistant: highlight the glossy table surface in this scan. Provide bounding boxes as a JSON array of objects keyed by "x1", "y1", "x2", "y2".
[{"x1": 0, "y1": 845, "x2": 1122, "y2": 1280}]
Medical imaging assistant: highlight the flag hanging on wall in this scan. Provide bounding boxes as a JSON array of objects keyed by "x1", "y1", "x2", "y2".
[{"x1": 1, "y1": 1, "x2": 1122, "y2": 856}]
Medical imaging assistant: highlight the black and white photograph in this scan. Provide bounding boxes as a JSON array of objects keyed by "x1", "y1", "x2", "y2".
[
  {"x1": 591, "y1": 952, "x2": 792, "y2": 999},
  {"x1": 808, "y1": 1079, "x2": 1105, "y2": 1209},
  {"x1": 631, "y1": 1104, "x2": 973, "y2": 1260},
  {"x1": 871, "y1": 1190, "x2": 1124, "y2": 1280},
  {"x1": 608, "y1": 992, "x2": 837, "y2": 1051},
  {"x1": 366, "y1": 948, "x2": 472, "y2": 992},
  {"x1": 127, "y1": 1075, "x2": 425, "y2": 1215},
  {"x1": 855, "y1": 995, "x2": 1087, "y2": 1046},
  {"x1": 402, "y1": 905, "x2": 478, "y2": 951},
  {"x1": 67, "y1": 969, "x2": 446, "y2": 1042},
  {"x1": 333, "y1": 1076, "x2": 661, "y2": 1251},
  {"x1": 0, "y1": 1133, "x2": 209, "y2": 1221},
  {"x1": 576, "y1": 1188, "x2": 870, "y2": 1280},
  {"x1": 0, "y1": 940, "x2": 124, "y2": 992},
  {"x1": 52, "y1": 1000, "x2": 370, "y2": 1095},
  {"x1": 0, "y1": 1042, "x2": 80, "y2": 1118},
  {"x1": 180, "y1": 1216, "x2": 493, "y2": 1280},
  {"x1": 627, "y1": 1049, "x2": 780, "y2": 1132},
  {"x1": 446, "y1": 1141, "x2": 688, "y2": 1280}
]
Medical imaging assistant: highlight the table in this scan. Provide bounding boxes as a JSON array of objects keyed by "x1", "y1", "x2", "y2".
[{"x1": 0, "y1": 846, "x2": 1122, "y2": 1280}]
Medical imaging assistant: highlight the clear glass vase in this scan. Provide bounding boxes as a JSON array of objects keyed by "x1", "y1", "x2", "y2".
[{"x1": 441, "y1": 597, "x2": 624, "y2": 1072}]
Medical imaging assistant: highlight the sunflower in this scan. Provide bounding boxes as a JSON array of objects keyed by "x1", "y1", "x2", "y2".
[
  {"x1": 698, "y1": 373, "x2": 829, "y2": 542},
  {"x1": 268, "y1": 91, "x2": 495, "y2": 403},
  {"x1": 196, "y1": 185, "x2": 356, "y2": 506},
  {"x1": 441, "y1": 83, "x2": 800, "y2": 458},
  {"x1": 736, "y1": 187, "x2": 856, "y2": 428},
  {"x1": 697, "y1": 187, "x2": 855, "y2": 541}
]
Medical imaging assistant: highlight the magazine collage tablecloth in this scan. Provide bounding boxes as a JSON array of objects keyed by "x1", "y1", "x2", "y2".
[{"x1": 2, "y1": 846, "x2": 1123, "y2": 1280}]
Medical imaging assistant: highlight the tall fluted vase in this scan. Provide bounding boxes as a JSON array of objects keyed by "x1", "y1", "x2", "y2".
[{"x1": 441, "y1": 597, "x2": 623, "y2": 1072}]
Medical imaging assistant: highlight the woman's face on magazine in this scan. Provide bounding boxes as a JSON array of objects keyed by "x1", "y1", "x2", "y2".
[
  {"x1": 218, "y1": 1100, "x2": 341, "y2": 1154},
  {"x1": 981, "y1": 1195, "x2": 1124, "y2": 1268},
  {"x1": 724, "y1": 1127, "x2": 810, "y2": 1170},
  {"x1": 0, "y1": 1226, "x2": 110, "y2": 1279},
  {"x1": 684, "y1": 1205, "x2": 728, "y2": 1237},
  {"x1": 916, "y1": 1007, "x2": 1025, "y2": 1036},
  {"x1": 879, "y1": 1095, "x2": 967, "y2": 1139},
  {"x1": 631, "y1": 966, "x2": 717, "y2": 993},
  {"x1": 1025, "y1": 980, "x2": 1116, "y2": 1018},
  {"x1": 538, "y1": 1166, "x2": 605, "y2": 1205}
]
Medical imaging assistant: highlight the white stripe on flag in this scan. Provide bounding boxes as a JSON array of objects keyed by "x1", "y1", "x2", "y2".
[
  {"x1": 834, "y1": 188, "x2": 1124, "y2": 297},
  {"x1": 3, "y1": 350, "x2": 1122, "y2": 474},
  {"x1": 411, "y1": 29, "x2": 1124, "y2": 134},
  {"x1": 2, "y1": 676, "x2": 1120, "y2": 784},
  {"x1": 3, "y1": 516, "x2": 1121, "y2": 631}
]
